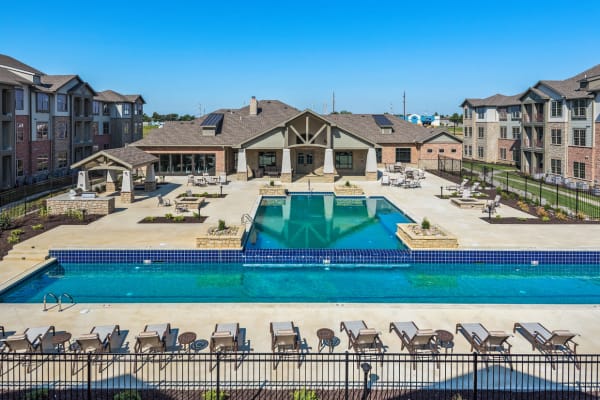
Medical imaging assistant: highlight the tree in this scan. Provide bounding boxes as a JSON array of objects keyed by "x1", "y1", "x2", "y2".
[
  {"x1": 448, "y1": 113, "x2": 463, "y2": 134},
  {"x1": 152, "y1": 112, "x2": 162, "y2": 122},
  {"x1": 178, "y1": 114, "x2": 195, "y2": 121},
  {"x1": 142, "y1": 113, "x2": 151, "y2": 123},
  {"x1": 339, "y1": 110, "x2": 352, "y2": 114}
]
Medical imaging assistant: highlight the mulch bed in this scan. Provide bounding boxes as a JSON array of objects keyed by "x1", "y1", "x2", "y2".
[
  {"x1": 138, "y1": 216, "x2": 207, "y2": 224},
  {"x1": 0, "y1": 213, "x2": 103, "y2": 260}
]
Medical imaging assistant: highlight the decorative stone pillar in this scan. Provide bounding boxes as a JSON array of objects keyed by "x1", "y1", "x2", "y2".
[
  {"x1": 236, "y1": 149, "x2": 248, "y2": 181},
  {"x1": 366, "y1": 197, "x2": 377, "y2": 218},
  {"x1": 120, "y1": 170, "x2": 134, "y2": 203},
  {"x1": 76, "y1": 171, "x2": 91, "y2": 191},
  {"x1": 323, "y1": 194, "x2": 334, "y2": 221},
  {"x1": 365, "y1": 147, "x2": 378, "y2": 181},
  {"x1": 144, "y1": 164, "x2": 157, "y2": 192},
  {"x1": 281, "y1": 148, "x2": 292, "y2": 183},
  {"x1": 323, "y1": 149, "x2": 335, "y2": 183},
  {"x1": 106, "y1": 170, "x2": 117, "y2": 193}
]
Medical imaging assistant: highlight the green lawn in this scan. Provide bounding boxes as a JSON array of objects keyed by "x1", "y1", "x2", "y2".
[{"x1": 143, "y1": 125, "x2": 158, "y2": 137}]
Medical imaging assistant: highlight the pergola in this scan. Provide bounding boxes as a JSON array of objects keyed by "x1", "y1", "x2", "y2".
[{"x1": 71, "y1": 146, "x2": 159, "y2": 203}]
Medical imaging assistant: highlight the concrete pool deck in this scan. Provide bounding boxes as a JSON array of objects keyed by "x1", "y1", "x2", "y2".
[{"x1": 1, "y1": 172, "x2": 599, "y2": 353}]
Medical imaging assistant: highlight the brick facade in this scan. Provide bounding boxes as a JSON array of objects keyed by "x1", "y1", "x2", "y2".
[
  {"x1": 567, "y1": 146, "x2": 593, "y2": 179},
  {"x1": 15, "y1": 115, "x2": 30, "y2": 178}
]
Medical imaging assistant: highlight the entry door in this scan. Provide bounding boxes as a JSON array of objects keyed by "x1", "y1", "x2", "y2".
[{"x1": 296, "y1": 151, "x2": 313, "y2": 174}]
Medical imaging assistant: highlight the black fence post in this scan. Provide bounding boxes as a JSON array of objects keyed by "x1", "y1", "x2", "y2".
[
  {"x1": 490, "y1": 167, "x2": 494, "y2": 189},
  {"x1": 345, "y1": 352, "x2": 349, "y2": 400},
  {"x1": 87, "y1": 353, "x2": 92, "y2": 400},
  {"x1": 555, "y1": 184, "x2": 559, "y2": 208},
  {"x1": 575, "y1": 188, "x2": 579, "y2": 216},
  {"x1": 524, "y1": 176, "x2": 528, "y2": 199},
  {"x1": 539, "y1": 180, "x2": 543, "y2": 204},
  {"x1": 216, "y1": 353, "x2": 221, "y2": 398},
  {"x1": 473, "y1": 352, "x2": 478, "y2": 400},
  {"x1": 506, "y1": 172, "x2": 509, "y2": 191}
]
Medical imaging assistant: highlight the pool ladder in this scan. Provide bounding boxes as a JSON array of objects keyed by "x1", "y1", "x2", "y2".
[
  {"x1": 241, "y1": 213, "x2": 253, "y2": 225},
  {"x1": 43, "y1": 292, "x2": 75, "y2": 312}
]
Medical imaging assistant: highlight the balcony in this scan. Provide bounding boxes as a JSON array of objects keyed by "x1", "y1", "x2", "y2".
[{"x1": 523, "y1": 113, "x2": 544, "y2": 123}]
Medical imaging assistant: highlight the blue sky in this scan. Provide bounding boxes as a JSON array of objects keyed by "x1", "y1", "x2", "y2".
[{"x1": 2, "y1": 1, "x2": 599, "y2": 116}]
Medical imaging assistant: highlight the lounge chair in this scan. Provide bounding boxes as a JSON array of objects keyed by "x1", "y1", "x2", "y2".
[
  {"x1": 446, "y1": 178, "x2": 468, "y2": 192},
  {"x1": 482, "y1": 195, "x2": 501, "y2": 214},
  {"x1": 157, "y1": 194, "x2": 171, "y2": 207},
  {"x1": 210, "y1": 323, "x2": 239, "y2": 353},
  {"x1": 456, "y1": 323, "x2": 512, "y2": 355},
  {"x1": 186, "y1": 189, "x2": 193, "y2": 197},
  {"x1": 270, "y1": 321, "x2": 300, "y2": 352},
  {"x1": 381, "y1": 174, "x2": 390, "y2": 185},
  {"x1": 340, "y1": 320, "x2": 383, "y2": 354},
  {"x1": 404, "y1": 177, "x2": 422, "y2": 188},
  {"x1": 389, "y1": 321, "x2": 438, "y2": 355},
  {"x1": 219, "y1": 174, "x2": 227, "y2": 184},
  {"x1": 5, "y1": 326, "x2": 56, "y2": 354},
  {"x1": 513, "y1": 322, "x2": 578, "y2": 356},
  {"x1": 76, "y1": 325, "x2": 121, "y2": 354},
  {"x1": 135, "y1": 323, "x2": 171, "y2": 353}
]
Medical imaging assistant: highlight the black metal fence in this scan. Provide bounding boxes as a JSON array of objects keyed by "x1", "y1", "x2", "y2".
[
  {"x1": 1, "y1": 352, "x2": 598, "y2": 399},
  {"x1": 437, "y1": 157, "x2": 600, "y2": 219}
]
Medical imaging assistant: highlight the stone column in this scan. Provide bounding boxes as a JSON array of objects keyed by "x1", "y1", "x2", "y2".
[
  {"x1": 106, "y1": 170, "x2": 117, "y2": 193},
  {"x1": 366, "y1": 197, "x2": 377, "y2": 218},
  {"x1": 236, "y1": 149, "x2": 248, "y2": 181},
  {"x1": 323, "y1": 149, "x2": 335, "y2": 183},
  {"x1": 144, "y1": 164, "x2": 157, "y2": 192},
  {"x1": 76, "y1": 171, "x2": 91, "y2": 192},
  {"x1": 365, "y1": 147, "x2": 378, "y2": 181},
  {"x1": 281, "y1": 148, "x2": 292, "y2": 183},
  {"x1": 120, "y1": 170, "x2": 134, "y2": 203}
]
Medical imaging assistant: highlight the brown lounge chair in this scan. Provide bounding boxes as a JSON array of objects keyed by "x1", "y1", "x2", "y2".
[
  {"x1": 389, "y1": 321, "x2": 439, "y2": 355},
  {"x1": 340, "y1": 320, "x2": 383, "y2": 354},
  {"x1": 513, "y1": 322, "x2": 578, "y2": 356},
  {"x1": 270, "y1": 321, "x2": 300, "y2": 352},
  {"x1": 135, "y1": 323, "x2": 172, "y2": 353},
  {"x1": 210, "y1": 323, "x2": 239, "y2": 353},
  {"x1": 456, "y1": 323, "x2": 512, "y2": 355}
]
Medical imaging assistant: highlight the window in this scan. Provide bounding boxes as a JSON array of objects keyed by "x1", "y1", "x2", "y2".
[
  {"x1": 451, "y1": 148, "x2": 457, "y2": 153},
  {"x1": 335, "y1": 151, "x2": 353, "y2": 169},
  {"x1": 573, "y1": 161, "x2": 586, "y2": 179},
  {"x1": 477, "y1": 108, "x2": 485, "y2": 120},
  {"x1": 572, "y1": 99, "x2": 586, "y2": 118},
  {"x1": 464, "y1": 146, "x2": 468, "y2": 156},
  {"x1": 375, "y1": 148, "x2": 382, "y2": 163},
  {"x1": 500, "y1": 126, "x2": 507, "y2": 139},
  {"x1": 478, "y1": 127, "x2": 484, "y2": 139},
  {"x1": 36, "y1": 122, "x2": 48, "y2": 140},
  {"x1": 103, "y1": 122, "x2": 110, "y2": 135},
  {"x1": 55, "y1": 121, "x2": 67, "y2": 139},
  {"x1": 57, "y1": 94, "x2": 68, "y2": 112},
  {"x1": 16, "y1": 122, "x2": 24, "y2": 142},
  {"x1": 498, "y1": 108, "x2": 507, "y2": 121},
  {"x1": 573, "y1": 129, "x2": 586, "y2": 146},
  {"x1": 550, "y1": 159, "x2": 562, "y2": 175},
  {"x1": 123, "y1": 123, "x2": 130, "y2": 134},
  {"x1": 122, "y1": 103, "x2": 131, "y2": 116},
  {"x1": 464, "y1": 107, "x2": 472, "y2": 119},
  {"x1": 135, "y1": 103, "x2": 143, "y2": 115},
  {"x1": 258, "y1": 151, "x2": 276, "y2": 167},
  {"x1": 427, "y1": 149, "x2": 433, "y2": 153},
  {"x1": 551, "y1": 129, "x2": 562, "y2": 145},
  {"x1": 93, "y1": 101, "x2": 101, "y2": 115},
  {"x1": 551, "y1": 100, "x2": 562, "y2": 117},
  {"x1": 477, "y1": 146, "x2": 484, "y2": 158},
  {"x1": 15, "y1": 88, "x2": 24, "y2": 110},
  {"x1": 512, "y1": 150, "x2": 519, "y2": 162},
  {"x1": 512, "y1": 127, "x2": 520, "y2": 140},
  {"x1": 92, "y1": 122, "x2": 98, "y2": 136},
  {"x1": 16, "y1": 159, "x2": 23, "y2": 176},
  {"x1": 56, "y1": 151, "x2": 68, "y2": 168},
  {"x1": 395, "y1": 148, "x2": 411, "y2": 163},
  {"x1": 500, "y1": 148, "x2": 507, "y2": 160},
  {"x1": 36, "y1": 155, "x2": 49, "y2": 171},
  {"x1": 468, "y1": 145, "x2": 473, "y2": 156},
  {"x1": 439, "y1": 148, "x2": 445, "y2": 153},
  {"x1": 103, "y1": 143, "x2": 110, "y2": 149},
  {"x1": 510, "y1": 107, "x2": 521, "y2": 120},
  {"x1": 102, "y1": 103, "x2": 110, "y2": 115},
  {"x1": 467, "y1": 127, "x2": 473, "y2": 137},
  {"x1": 36, "y1": 93, "x2": 49, "y2": 112}
]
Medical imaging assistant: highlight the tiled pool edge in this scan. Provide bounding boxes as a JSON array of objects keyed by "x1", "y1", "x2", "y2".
[{"x1": 49, "y1": 248, "x2": 600, "y2": 264}]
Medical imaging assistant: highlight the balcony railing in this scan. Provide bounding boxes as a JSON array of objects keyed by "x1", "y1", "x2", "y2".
[{"x1": 524, "y1": 113, "x2": 544, "y2": 123}]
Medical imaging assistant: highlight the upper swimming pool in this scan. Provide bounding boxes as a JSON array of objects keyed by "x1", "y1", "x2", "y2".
[
  {"x1": 2, "y1": 261, "x2": 600, "y2": 304},
  {"x1": 246, "y1": 194, "x2": 412, "y2": 249}
]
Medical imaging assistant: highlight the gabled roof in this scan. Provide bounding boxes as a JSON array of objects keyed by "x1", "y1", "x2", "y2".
[
  {"x1": 421, "y1": 128, "x2": 463, "y2": 144},
  {"x1": 71, "y1": 146, "x2": 158, "y2": 171},
  {"x1": 461, "y1": 93, "x2": 522, "y2": 108},
  {"x1": 95, "y1": 90, "x2": 145, "y2": 104},
  {"x1": 0, "y1": 67, "x2": 27, "y2": 85},
  {"x1": 40, "y1": 75, "x2": 79, "y2": 90},
  {"x1": 0, "y1": 54, "x2": 44, "y2": 75},
  {"x1": 519, "y1": 87, "x2": 551, "y2": 101},
  {"x1": 534, "y1": 64, "x2": 600, "y2": 99}
]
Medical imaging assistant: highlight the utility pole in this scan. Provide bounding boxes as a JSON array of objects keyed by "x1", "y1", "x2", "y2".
[
  {"x1": 332, "y1": 91, "x2": 335, "y2": 113},
  {"x1": 403, "y1": 91, "x2": 406, "y2": 120}
]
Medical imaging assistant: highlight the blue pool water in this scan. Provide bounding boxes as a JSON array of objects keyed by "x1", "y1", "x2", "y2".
[
  {"x1": 2, "y1": 262, "x2": 600, "y2": 304},
  {"x1": 246, "y1": 195, "x2": 412, "y2": 249}
]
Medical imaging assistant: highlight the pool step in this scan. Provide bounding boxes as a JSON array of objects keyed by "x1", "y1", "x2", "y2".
[{"x1": 2, "y1": 245, "x2": 49, "y2": 262}]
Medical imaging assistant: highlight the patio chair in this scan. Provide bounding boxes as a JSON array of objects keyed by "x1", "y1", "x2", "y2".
[
  {"x1": 157, "y1": 194, "x2": 171, "y2": 207},
  {"x1": 77, "y1": 324, "x2": 122, "y2": 353},
  {"x1": 219, "y1": 174, "x2": 228, "y2": 184},
  {"x1": 210, "y1": 323, "x2": 239, "y2": 353},
  {"x1": 5, "y1": 326, "x2": 56, "y2": 354},
  {"x1": 135, "y1": 323, "x2": 171, "y2": 353},
  {"x1": 186, "y1": 189, "x2": 193, "y2": 197},
  {"x1": 446, "y1": 178, "x2": 468, "y2": 192},
  {"x1": 270, "y1": 321, "x2": 300, "y2": 352},
  {"x1": 390, "y1": 321, "x2": 439, "y2": 369},
  {"x1": 513, "y1": 322, "x2": 578, "y2": 356},
  {"x1": 405, "y1": 177, "x2": 422, "y2": 188},
  {"x1": 381, "y1": 174, "x2": 390, "y2": 185},
  {"x1": 456, "y1": 323, "x2": 512, "y2": 356},
  {"x1": 340, "y1": 320, "x2": 383, "y2": 354},
  {"x1": 482, "y1": 195, "x2": 501, "y2": 214},
  {"x1": 392, "y1": 174, "x2": 405, "y2": 187},
  {"x1": 187, "y1": 175, "x2": 194, "y2": 186}
]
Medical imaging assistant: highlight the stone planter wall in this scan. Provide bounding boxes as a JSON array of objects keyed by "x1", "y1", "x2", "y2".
[
  {"x1": 196, "y1": 224, "x2": 246, "y2": 249},
  {"x1": 259, "y1": 186, "x2": 287, "y2": 196},
  {"x1": 396, "y1": 223, "x2": 458, "y2": 249},
  {"x1": 334, "y1": 186, "x2": 364, "y2": 196},
  {"x1": 47, "y1": 195, "x2": 115, "y2": 216}
]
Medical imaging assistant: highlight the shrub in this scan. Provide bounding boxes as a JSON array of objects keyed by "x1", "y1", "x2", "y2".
[
  {"x1": 0, "y1": 212, "x2": 13, "y2": 231},
  {"x1": 7, "y1": 235, "x2": 20, "y2": 245},
  {"x1": 292, "y1": 388, "x2": 319, "y2": 400},
  {"x1": 344, "y1": 181, "x2": 351, "y2": 187},
  {"x1": 516, "y1": 201, "x2": 529, "y2": 213},
  {"x1": 165, "y1": 213, "x2": 174, "y2": 219},
  {"x1": 576, "y1": 212, "x2": 586, "y2": 220},
  {"x1": 113, "y1": 390, "x2": 142, "y2": 400},
  {"x1": 269, "y1": 180, "x2": 275, "y2": 187},
  {"x1": 543, "y1": 203, "x2": 551, "y2": 211},
  {"x1": 541, "y1": 216, "x2": 550, "y2": 222},
  {"x1": 11, "y1": 229, "x2": 24, "y2": 236},
  {"x1": 556, "y1": 211, "x2": 568, "y2": 221},
  {"x1": 218, "y1": 219, "x2": 227, "y2": 231},
  {"x1": 38, "y1": 206, "x2": 49, "y2": 219},
  {"x1": 536, "y1": 207, "x2": 549, "y2": 218},
  {"x1": 143, "y1": 216, "x2": 155, "y2": 222},
  {"x1": 495, "y1": 214, "x2": 501, "y2": 219},
  {"x1": 421, "y1": 218, "x2": 431, "y2": 230},
  {"x1": 25, "y1": 388, "x2": 50, "y2": 400},
  {"x1": 202, "y1": 389, "x2": 229, "y2": 400},
  {"x1": 32, "y1": 224, "x2": 44, "y2": 231},
  {"x1": 173, "y1": 216, "x2": 185, "y2": 222},
  {"x1": 193, "y1": 212, "x2": 201, "y2": 219},
  {"x1": 451, "y1": 394, "x2": 463, "y2": 400}
]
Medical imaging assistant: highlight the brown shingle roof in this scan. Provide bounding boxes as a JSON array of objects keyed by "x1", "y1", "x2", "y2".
[
  {"x1": 39, "y1": 75, "x2": 78, "y2": 91},
  {"x1": 536, "y1": 64, "x2": 600, "y2": 99},
  {"x1": 461, "y1": 93, "x2": 522, "y2": 108},
  {"x1": 0, "y1": 54, "x2": 43, "y2": 75},
  {"x1": 71, "y1": 146, "x2": 158, "y2": 170},
  {"x1": 95, "y1": 90, "x2": 145, "y2": 104},
  {"x1": 0, "y1": 68, "x2": 26, "y2": 85}
]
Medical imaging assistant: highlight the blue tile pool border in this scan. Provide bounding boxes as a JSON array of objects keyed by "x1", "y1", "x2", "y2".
[{"x1": 49, "y1": 248, "x2": 600, "y2": 265}]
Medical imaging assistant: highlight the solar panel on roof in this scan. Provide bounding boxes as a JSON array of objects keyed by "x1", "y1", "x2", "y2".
[
  {"x1": 200, "y1": 113, "x2": 224, "y2": 127},
  {"x1": 373, "y1": 114, "x2": 393, "y2": 127}
]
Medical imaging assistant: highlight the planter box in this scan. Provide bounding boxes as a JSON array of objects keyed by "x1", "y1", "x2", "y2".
[
  {"x1": 396, "y1": 223, "x2": 458, "y2": 249},
  {"x1": 334, "y1": 186, "x2": 364, "y2": 196},
  {"x1": 259, "y1": 186, "x2": 287, "y2": 196},
  {"x1": 196, "y1": 224, "x2": 245, "y2": 249}
]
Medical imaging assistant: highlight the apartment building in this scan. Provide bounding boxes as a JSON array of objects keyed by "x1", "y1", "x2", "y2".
[
  {"x1": 93, "y1": 90, "x2": 145, "y2": 150},
  {"x1": 461, "y1": 94, "x2": 521, "y2": 166},
  {"x1": 0, "y1": 54, "x2": 145, "y2": 189},
  {"x1": 461, "y1": 64, "x2": 600, "y2": 187}
]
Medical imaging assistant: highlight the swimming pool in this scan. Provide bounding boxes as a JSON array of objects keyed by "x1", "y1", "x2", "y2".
[
  {"x1": 246, "y1": 194, "x2": 412, "y2": 249},
  {"x1": 2, "y1": 261, "x2": 600, "y2": 304}
]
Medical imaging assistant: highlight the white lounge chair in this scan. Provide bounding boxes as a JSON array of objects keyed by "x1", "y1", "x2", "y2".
[{"x1": 381, "y1": 175, "x2": 390, "y2": 185}]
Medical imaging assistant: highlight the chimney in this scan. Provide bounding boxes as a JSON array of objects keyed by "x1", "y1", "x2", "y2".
[{"x1": 249, "y1": 96, "x2": 258, "y2": 116}]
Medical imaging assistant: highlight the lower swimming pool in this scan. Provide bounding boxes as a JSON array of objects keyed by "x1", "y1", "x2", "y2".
[{"x1": 2, "y1": 262, "x2": 600, "y2": 304}]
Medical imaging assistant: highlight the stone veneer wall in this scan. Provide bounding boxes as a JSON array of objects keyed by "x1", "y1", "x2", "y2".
[
  {"x1": 259, "y1": 186, "x2": 287, "y2": 195},
  {"x1": 47, "y1": 197, "x2": 115, "y2": 215},
  {"x1": 396, "y1": 223, "x2": 458, "y2": 249},
  {"x1": 196, "y1": 225, "x2": 245, "y2": 249},
  {"x1": 334, "y1": 186, "x2": 364, "y2": 195}
]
